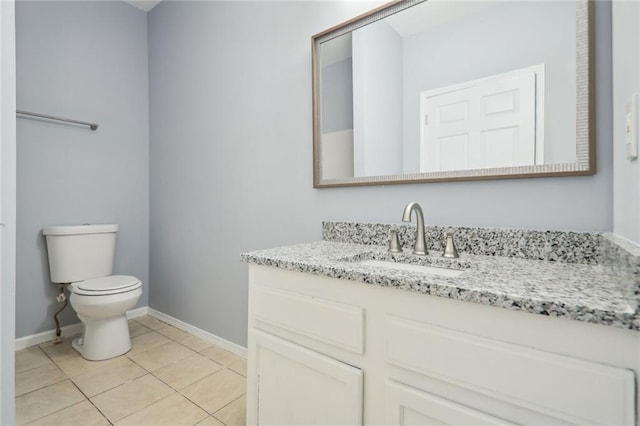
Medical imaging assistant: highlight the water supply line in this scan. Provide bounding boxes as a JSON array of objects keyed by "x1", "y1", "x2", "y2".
[{"x1": 53, "y1": 283, "x2": 69, "y2": 340}]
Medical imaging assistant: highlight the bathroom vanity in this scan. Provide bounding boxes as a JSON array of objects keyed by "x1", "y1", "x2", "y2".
[{"x1": 241, "y1": 222, "x2": 640, "y2": 425}]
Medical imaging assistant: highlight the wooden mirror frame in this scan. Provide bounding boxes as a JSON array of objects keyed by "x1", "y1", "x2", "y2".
[{"x1": 312, "y1": 0, "x2": 594, "y2": 188}]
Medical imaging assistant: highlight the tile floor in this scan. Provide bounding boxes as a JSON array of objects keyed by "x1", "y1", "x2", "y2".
[{"x1": 15, "y1": 315, "x2": 247, "y2": 426}]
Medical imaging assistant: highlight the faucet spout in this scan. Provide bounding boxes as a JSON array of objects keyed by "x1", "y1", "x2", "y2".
[{"x1": 402, "y1": 202, "x2": 427, "y2": 255}]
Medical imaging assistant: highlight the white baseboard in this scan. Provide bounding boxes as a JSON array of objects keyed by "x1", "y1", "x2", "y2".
[
  {"x1": 16, "y1": 306, "x2": 150, "y2": 351},
  {"x1": 14, "y1": 306, "x2": 246, "y2": 360},
  {"x1": 15, "y1": 323, "x2": 84, "y2": 351},
  {"x1": 126, "y1": 306, "x2": 149, "y2": 319},
  {"x1": 147, "y1": 308, "x2": 247, "y2": 358}
]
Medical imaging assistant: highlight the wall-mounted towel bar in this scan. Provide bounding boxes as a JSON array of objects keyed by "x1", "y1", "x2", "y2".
[{"x1": 16, "y1": 110, "x2": 99, "y2": 131}]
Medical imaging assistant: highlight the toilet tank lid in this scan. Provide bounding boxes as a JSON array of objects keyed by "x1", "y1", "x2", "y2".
[{"x1": 43, "y1": 224, "x2": 118, "y2": 236}]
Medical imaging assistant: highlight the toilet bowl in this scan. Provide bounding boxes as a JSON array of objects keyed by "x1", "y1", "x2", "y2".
[
  {"x1": 69, "y1": 275, "x2": 142, "y2": 360},
  {"x1": 43, "y1": 224, "x2": 143, "y2": 361}
]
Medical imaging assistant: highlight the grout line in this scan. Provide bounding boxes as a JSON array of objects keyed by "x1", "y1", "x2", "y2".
[
  {"x1": 15, "y1": 365, "x2": 68, "y2": 398},
  {"x1": 20, "y1": 381, "x2": 90, "y2": 425},
  {"x1": 66, "y1": 380, "x2": 112, "y2": 424},
  {"x1": 14, "y1": 346, "x2": 53, "y2": 374},
  {"x1": 179, "y1": 392, "x2": 213, "y2": 418},
  {"x1": 176, "y1": 368, "x2": 230, "y2": 414},
  {"x1": 14, "y1": 346, "x2": 70, "y2": 399},
  {"x1": 85, "y1": 399, "x2": 112, "y2": 426},
  {"x1": 129, "y1": 321, "x2": 154, "y2": 338},
  {"x1": 73, "y1": 359, "x2": 149, "y2": 399},
  {"x1": 212, "y1": 391, "x2": 246, "y2": 415},
  {"x1": 113, "y1": 392, "x2": 180, "y2": 425},
  {"x1": 123, "y1": 353, "x2": 154, "y2": 374},
  {"x1": 91, "y1": 373, "x2": 179, "y2": 424}
]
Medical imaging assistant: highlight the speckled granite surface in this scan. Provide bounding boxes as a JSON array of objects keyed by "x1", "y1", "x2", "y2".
[
  {"x1": 322, "y1": 222, "x2": 602, "y2": 264},
  {"x1": 242, "y1": 223, "x2": 640, "y2": 331}
]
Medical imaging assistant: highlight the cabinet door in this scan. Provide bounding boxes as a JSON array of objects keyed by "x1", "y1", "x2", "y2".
[
  {"x1": 250, "y1": 330, "x2": 363, "y2": 426},
  {"x1": 385, "y1": 380, "x2": 515, "y2": 426}
]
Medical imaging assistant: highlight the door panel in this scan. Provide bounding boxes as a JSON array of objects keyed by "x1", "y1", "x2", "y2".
[
  {"x1": 385, "y1": 380, "x2": 515, "y2": 426},
  {"x1": 251, "y1": 330, "x2": 363, "y2": 426},
  {"x1": 421, "y1": 66, "x2": 542, "y2": 172}
]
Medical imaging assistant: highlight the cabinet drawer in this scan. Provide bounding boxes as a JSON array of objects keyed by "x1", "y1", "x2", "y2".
[
  {"x1": 385, "y1": 315, "x2": 635, "y2": 425},
  {"x1": 251, "y1": 287, "x2": 364, "y2": 354}
]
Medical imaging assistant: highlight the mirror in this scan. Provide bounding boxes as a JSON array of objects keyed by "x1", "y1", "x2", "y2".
[{"x1": 312, "y1": 0, "x2": 594, "y2": 188}]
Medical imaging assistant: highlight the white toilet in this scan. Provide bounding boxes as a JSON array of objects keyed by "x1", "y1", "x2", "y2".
[{"x1": 43, "y1": 224, "x2": 142, "y2": 361}]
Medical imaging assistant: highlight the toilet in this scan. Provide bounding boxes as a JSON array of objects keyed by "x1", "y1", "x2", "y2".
[{"x1": 43, "y1": 224, "x2": 142, "y2": 361}]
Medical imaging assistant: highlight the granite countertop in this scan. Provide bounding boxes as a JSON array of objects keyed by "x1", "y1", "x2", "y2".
[{"x1": 241, "y1": 223, "x2": 640, "y2": 331}]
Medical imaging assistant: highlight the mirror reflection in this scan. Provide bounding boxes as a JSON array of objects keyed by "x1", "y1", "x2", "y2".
[{"x1": 314, "y1": 0, "x2": 590, "y2": 186}]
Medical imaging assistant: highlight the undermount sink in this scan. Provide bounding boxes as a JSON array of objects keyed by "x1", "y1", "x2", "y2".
[{"x1": 357, "y1": 259, "x2": 466, "y2": 278}]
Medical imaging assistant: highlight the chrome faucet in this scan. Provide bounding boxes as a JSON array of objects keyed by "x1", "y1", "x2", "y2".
[{"x1": 402, "y1": 202, "x2": 427, "y2": 255}]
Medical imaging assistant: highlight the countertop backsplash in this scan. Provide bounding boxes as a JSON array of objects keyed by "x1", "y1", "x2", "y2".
[
  {"x1": 600, "y1": 233, "x2": 640, "y2": 303},
  {"x1": 322, "y1": 221, "x2": 603, "y2": 264}
]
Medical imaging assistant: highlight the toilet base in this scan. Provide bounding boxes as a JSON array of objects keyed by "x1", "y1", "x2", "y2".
[
  {"x1": 71, "y1": 336, "x2": 83, "y2": 354},
  {"x1": 74, "y1": 314, "x2": 132, "y2": 361}
]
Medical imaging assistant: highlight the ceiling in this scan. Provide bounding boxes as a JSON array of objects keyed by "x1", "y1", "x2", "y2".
[{"x1": 124, "y1": 0, "x2": 162, "y2": 12}]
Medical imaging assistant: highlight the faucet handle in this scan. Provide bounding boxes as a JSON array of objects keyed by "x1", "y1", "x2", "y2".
[
  {"x1": 442, "y1": 231, "x2": 459, "y2": 258},
  {"x1": 388, "y1": 230, "x2": 402, "y2": 253}
]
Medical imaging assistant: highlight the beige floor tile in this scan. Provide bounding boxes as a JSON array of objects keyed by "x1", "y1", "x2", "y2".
[
  {"x1": 16, "y1": 362, "x2": 66, "y2": 397},
  {"x1": 181, "y1": 369, "x2": 246, "y2": 414},
  {"x1": 38, "y1": 338, "x2": 65, "y2": 349},
  {"x1": 90, "y1": 374, "x2": 174, "y2": 422},
  {"x1": 128, "y1": 320, "x2": 152, "y2": 338},
  {"x1": 16, "y1": 380, "x2": 85, "y2": 425},
  {"x1": 201, "y1": 345, "x2": 242, "y2": 366},
  {"x1": 42, "y1": 337, "x2": 126, "y2": 377},
  {"x1": 156, "y1": 324, "x2": 189, "y2": 341},
  {"x1": 157, "y1": 325, "x2": 213, "y2": 352},
  {"x1": 40, "y1": 339, "x2": 79, "y2": 362},
  {"x1": 126, "y1": 331, "x2": 171, "y2": 356},
  {"x1": 181, "y1": 334, "x2": 214, "y2": 352},
  {"x1": 114, "y1": 393, "x2": 208, "y2": 426},
  {"x1": 128, "y1": 341, "x2": 195, "y2": 371},
  {"x1": 214, "y1": 395, "x2": 247, "y2": 426},
  {"x1": 53, "y1": 353, "x2": 121, "y2": 378},
  {"x1": 15, "y1": 347, "x2": 53, "y2": 374},
  {"x1": 134, "y1": 315, "x2": 169, "y2": 330},
  {"x1": 25, "y1": 400, "x2": 109, "y2": 426},
  {"x1": 71, "y1": 357, "x2": 146, "y2": 397},
  {"x1": 196, "y1": 416, "x2": 225, "y2": 426},
  {"x1": 153, "y1": 353, "x2": 223, "y2": 390},
  {"x1": 228, "y1": 358, "x2": 247, "y2": 377}
]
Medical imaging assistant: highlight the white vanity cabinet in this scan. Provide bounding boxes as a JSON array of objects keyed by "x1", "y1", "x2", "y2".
[
  {"x1": 246, "y1": 265, "x2": 640, "y2": 425},
  {"x1": 247, "y1": 273, "x2": 366, "y2": 425}
]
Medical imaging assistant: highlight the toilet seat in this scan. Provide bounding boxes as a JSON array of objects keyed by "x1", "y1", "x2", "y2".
[{"x1": 73, "y1": 275, "x2": 141, "y2": 296}]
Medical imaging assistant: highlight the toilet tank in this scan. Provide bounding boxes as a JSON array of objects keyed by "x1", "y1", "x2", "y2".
[{"x1": 43, "y1": 224, "x2": 118, "y2": 283}]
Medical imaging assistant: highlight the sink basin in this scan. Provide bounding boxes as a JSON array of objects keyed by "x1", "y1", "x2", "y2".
[{"x1": 357, "y1": 259, "x2": 465, "y2": 278}]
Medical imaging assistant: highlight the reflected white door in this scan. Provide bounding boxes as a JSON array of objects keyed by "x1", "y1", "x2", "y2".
[{"x1": 420, "y1": 66, "x2": 543, "y2": 172}]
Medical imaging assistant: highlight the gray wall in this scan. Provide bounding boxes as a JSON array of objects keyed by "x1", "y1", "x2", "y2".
[
  {"x1": 321, "y1": 58, "x2": 353, "y2": 133},
  {"x1": 148, "y1": 1, "x2": 613, "y2": 347},
  {"x1": 353, "y1": 19, "x2": 403, "y2": 176},
  {"x1": 15, "y1": 1, "x2": 149, "y2": 338},
  {"x1": 612, "y1": 1, "x2": 640, "y2": 245}
]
